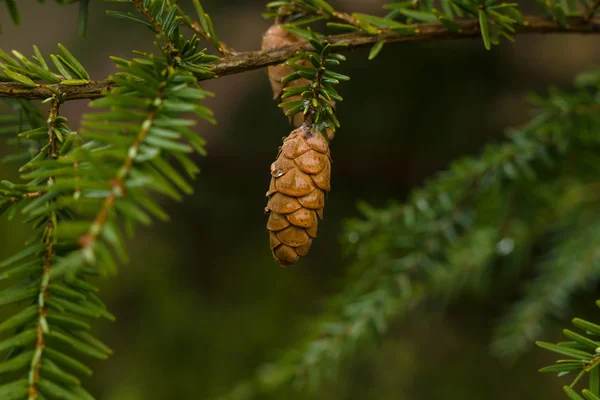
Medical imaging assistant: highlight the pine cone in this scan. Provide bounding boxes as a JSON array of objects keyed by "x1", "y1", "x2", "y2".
[
  {"x1": 262, "y1": 24, "x2": 336, "y2": 140},
  {"x1": 266, "y1": 126, "x2": 331, "y2": 267},
  {"x1": 262, "y1": 24, "x2": 306, "y2": 101}
]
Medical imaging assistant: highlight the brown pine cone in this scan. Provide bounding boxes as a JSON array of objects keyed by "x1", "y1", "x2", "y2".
[
  {"x1": 266, "y1": 126, "x2": 331, "y2": 267},
  {"x1": 262, "y1": 24, "x2": 307, "y2": 101},
  {"x1": 262, "y1": 24, "x2": 336, "y2": 140}
]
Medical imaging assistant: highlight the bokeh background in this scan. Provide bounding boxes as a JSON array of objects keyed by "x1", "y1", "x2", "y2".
[{"x1": 1, "y1": 1, "x2": 600, "y2": 398}]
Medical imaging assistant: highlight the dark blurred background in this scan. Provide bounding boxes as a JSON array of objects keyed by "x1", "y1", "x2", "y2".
[{"x1": 1, "y1": 1, "x2": 600, "y2": 399}]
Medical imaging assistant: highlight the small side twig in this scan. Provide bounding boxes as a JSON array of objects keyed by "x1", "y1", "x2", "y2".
[
  {"x1": 28, "y1": 97, "x2": 61, "y2": 400},
  {"x1": 583, "y1": 0, "x2": 600, "y2": 21},
  {"x1": 171, "y1": 0, "x2": 237, "y2": 56},
  {"x1": 330, "y1": 11, "x2": 361, "y2": 27}
]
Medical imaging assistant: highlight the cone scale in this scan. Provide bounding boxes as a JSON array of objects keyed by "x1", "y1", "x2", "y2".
[{"x1": 265, "y1": 126, "x2": 331, "y2": 267}]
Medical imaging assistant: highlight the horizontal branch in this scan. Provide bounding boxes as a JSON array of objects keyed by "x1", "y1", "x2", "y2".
[
  {"x1": 1, "y1": 15, "x2": 599, "y2": 101},
  {"x1": 0, "y1": 80, "x2": 116, "y2": 100},
  {"x1": 212, "y1": 15, "x2": 600, "y2": 77}
]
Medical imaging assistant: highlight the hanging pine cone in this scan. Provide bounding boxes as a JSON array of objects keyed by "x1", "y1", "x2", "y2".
[
  {"x1": 266, "y1": 126, "x2": 331, "y2": 267},
  {"x1": 262, "y1": 24, "x2": 305, "y2": 101},
  {"x1": 262, "y1": 24, "x2": 336, "y2": 140}
]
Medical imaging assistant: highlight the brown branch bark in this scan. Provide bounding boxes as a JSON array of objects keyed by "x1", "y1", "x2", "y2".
[
  {"x1": 1, "y1": 15, "x2": 599, "y2": 101},
  {"x1": 212, "y1": 15, "x2": 600, "y2": 77},
  {"x1": 0, "y1": 81, "x2": 116, "y2": 101}
]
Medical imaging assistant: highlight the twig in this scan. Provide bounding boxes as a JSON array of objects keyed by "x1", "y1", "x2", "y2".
[
  {"x1": 78, "y1": 77, "x2": 168, "y2": 258},
  {"x1": 0, "y1": 81, "x2": 116, "y2": 101},
  {"x1": 171, "y1": 1, "x2": 237, "y2": 56},
  {"x1": 584, "y1": 0, "x2": 600, "y2": 21},
  {"x1": 132, "y1": 0, "x2": 165, "y2": 35},
  {"x1": 7, "y1": 191, "x2": 43, "y2": 202},
  {"x1": 28, "y1": 98, "x2": 61, "y2": 400},
  {"x1": 330, "y1": 11, "x2": 361, "y2": 26},
  {"x1": 1, "y1": 15, "x2": 599, "y2": 101}
]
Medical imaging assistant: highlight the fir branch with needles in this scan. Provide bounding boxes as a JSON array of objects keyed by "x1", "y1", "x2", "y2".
[
  {"x1": 538, "y1": 301, "x2": 600, "y2": 400},
  {"x1": 0, "y1": 47, "x2": 113, "y2": 400},
  {"x1": 0, "y1": 1, "x2": 217, "y2": 398},
  {"x1": 277, "y1": 34, "x2": 348, "y2": 133}
]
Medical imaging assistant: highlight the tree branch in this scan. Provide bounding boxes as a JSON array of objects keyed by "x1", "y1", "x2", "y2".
[
  {"x1": 212, "y1": 15, "x2": 600, "y2": 76},
  {"x1": 0, "y1": 81, "x2": 116, "y2": 101},
  {"x1": 1, "y1": 15, "x2": 599, "y2": 101}
]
